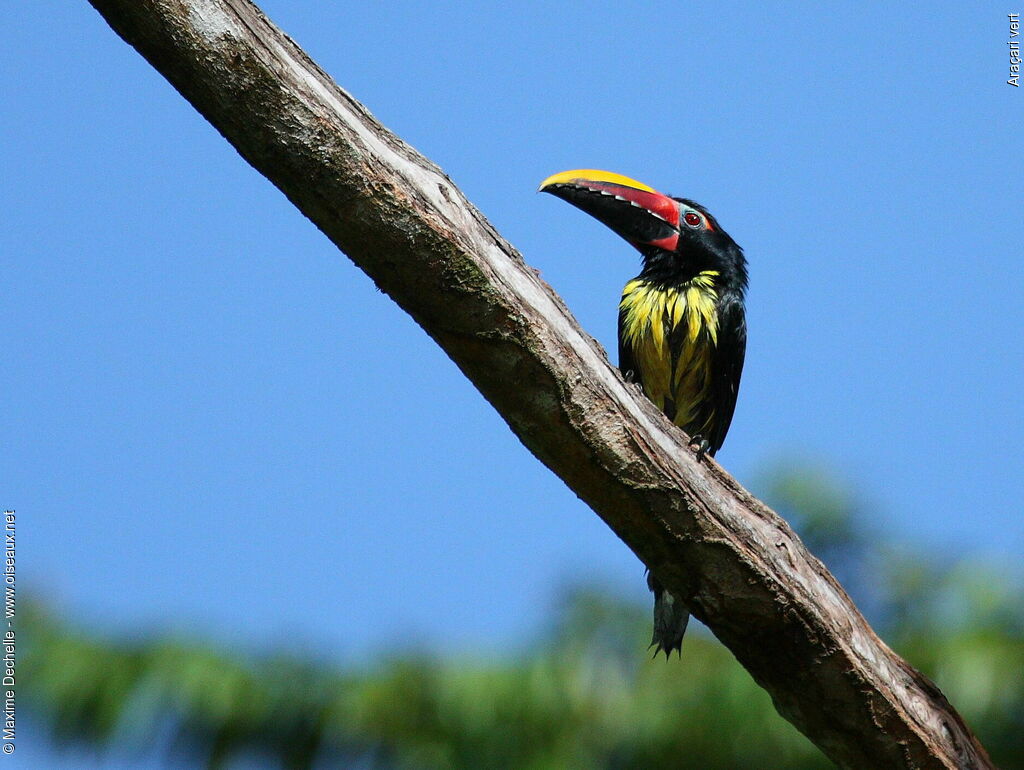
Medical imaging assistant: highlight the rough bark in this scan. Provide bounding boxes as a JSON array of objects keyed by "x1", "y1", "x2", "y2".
[{"x1": 83, "y1": 1, "x2": 992, "y2": 767}]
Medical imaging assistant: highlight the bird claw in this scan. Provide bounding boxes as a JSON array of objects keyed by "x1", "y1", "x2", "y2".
[
  {"x1": 622, "y1": 369, "x2": 645, "y2": 395},
  {"x1": 689, "y1": 435, "x2": 711, "y2": 462}
]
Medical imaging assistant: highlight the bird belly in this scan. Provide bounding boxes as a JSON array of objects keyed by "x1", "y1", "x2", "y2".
[{"x1": 620, "y1": 276, "x2": 719, "y2": 435}]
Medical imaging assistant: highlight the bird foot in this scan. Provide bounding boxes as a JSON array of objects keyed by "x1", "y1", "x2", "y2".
[
  {"x1": 622, "y1": 369, "x2": 645, "y2": 395},
  {"x1": 689, "y1": 435, "x2": 711, "y2": 462}
]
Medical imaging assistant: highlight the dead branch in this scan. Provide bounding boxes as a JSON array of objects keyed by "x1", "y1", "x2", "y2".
[{"x1": 83, "y1": 1, "x2": 992, "y2": 767}]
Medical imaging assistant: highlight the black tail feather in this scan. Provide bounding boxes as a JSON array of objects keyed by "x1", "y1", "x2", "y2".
[{"x1": 647, "y1": 572, "x2": 690, "y2": 658}]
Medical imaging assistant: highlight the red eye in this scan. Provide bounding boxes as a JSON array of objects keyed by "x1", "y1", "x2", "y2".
[{"x1": 684, "y1": 211, "x2": 702, "y2": 227}]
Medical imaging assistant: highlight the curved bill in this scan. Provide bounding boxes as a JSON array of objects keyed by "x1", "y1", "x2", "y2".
[{"x1": 538, "y1": 169, "x2": 680, "y2": 251}]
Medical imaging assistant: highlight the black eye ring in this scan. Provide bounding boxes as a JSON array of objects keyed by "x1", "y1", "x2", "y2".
[{"x1": 683, "y1": 211, "x2": 702, "y2": 228}]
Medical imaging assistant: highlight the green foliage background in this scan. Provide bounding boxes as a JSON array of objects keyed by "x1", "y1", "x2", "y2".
[{"x1": 23, "y1": 468, "x2": 1024, "y2": 768}]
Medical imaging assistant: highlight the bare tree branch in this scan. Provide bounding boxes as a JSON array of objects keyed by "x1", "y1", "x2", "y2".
[{"x1": 83, "y1": 1, "x2": 992, "y2": 767}]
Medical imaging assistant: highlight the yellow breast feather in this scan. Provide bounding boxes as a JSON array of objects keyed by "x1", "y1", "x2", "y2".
[{"x1": 620, "y1": 272, "x2": 720, "y2": 430}]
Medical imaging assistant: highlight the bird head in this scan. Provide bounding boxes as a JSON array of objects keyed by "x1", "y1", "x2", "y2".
[{"x1": 538, "y1": 169, "x2": 746, "y2": 286}]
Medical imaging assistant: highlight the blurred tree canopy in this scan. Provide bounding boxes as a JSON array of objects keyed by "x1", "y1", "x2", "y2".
[{"x1": 23, "y1": 466, "x2": 1024, "y2": 768}]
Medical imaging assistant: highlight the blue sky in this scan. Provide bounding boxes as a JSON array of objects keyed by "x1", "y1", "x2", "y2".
[{"x1": 4, "y1": 1, "x2": 1022, "y2": 762}]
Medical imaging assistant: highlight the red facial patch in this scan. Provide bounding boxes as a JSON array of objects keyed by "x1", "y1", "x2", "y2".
[{"x1": 647, "y1": 233, "x2": 680, "y2": 250}]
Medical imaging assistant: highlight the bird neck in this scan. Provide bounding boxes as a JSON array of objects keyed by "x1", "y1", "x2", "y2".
[
  {"x1": 638, "y1": 247, "x2": 746, "y2": 294},
  {"x1": 638, "y1": 252, "x2": 714, "y2": 288}
]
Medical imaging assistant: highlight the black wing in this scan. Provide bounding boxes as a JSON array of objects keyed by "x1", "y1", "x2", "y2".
[
  {"x1": 706, "y1": 290, "x2": 747, "y2": 456},
  {"x1": 617, "y1": 303, "x2": 643, "y2": 387}
]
